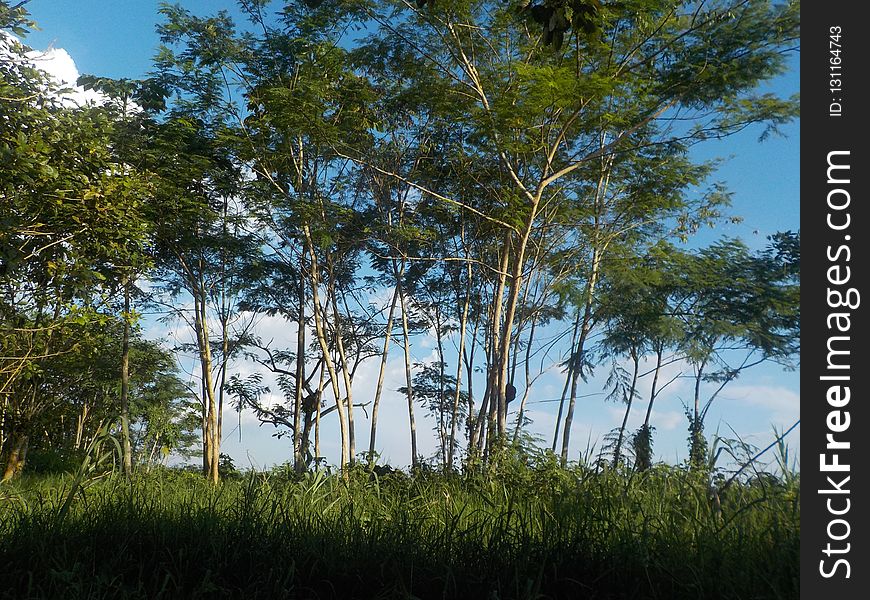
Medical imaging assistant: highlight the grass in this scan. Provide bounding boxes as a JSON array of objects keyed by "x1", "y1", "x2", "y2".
[{"x1": 0, "y1": 461, "x2": 799, "y2": 599}]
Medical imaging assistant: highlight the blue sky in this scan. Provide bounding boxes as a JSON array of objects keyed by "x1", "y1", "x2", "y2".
[{"x1": 16, "y1": 1, "x2": 801, "y2": 471}]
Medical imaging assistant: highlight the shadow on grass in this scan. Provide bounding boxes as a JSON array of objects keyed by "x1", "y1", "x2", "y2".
[{"x1": 0, "y1": 465, "x2": 798, "y2": 599}]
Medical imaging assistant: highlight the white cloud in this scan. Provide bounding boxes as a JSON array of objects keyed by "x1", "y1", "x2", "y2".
[
  {"x1": 724, "y1": 384, "x2": 800, "y2": 426},
  {"x1": 2, "y1": 32, "x2": 107, "y2": 106},
  {"x1": 606, "y1": 405, "x2": 683, "y2": 432}
]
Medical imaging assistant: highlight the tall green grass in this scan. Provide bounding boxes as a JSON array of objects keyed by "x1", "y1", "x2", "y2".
[{"x1": 0, "y1": 463, "x2": 798, "y2": 599}]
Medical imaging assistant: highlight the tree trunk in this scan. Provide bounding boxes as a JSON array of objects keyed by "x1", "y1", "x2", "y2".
[
  {"x1": 447, "y1": 270, "x2": 471, "y2": 470},
  {"x1": 560, "y1": 248, "x2": 600, "y2": 465},
  {"x1": 689, "y1": 360, "x2": 707, "y2": 468},
  {"x1": 513, "y1": 317, "x2": 537, "y2": 442},
  {"x1": 293, "y1": 273, "x2": 306, "y2": 472},
  {"x1": 201, "y1": 377, "x2": 210, "y2": 475},
  {"x1": 328, "y1": 262, "x2": 356, "y2": 465},
  {"x1": 146, "y1": 432, "x2": 161, "y2": 472},
  {"x1": 494, "y1": 189, "x2": 545, "y2": 442},
  {"x1": 434, "y1": 304, "x2": 447, "y2": 468},
  {"x1": 552, "y1": 311, "x2": 581, "y2": 452},
  {"x1": 485, "y1": 239, "x2": 510, "y2": 445},
  {"x1": 643, "y1": 347, "x2": 664, "y2": 430},
  {"x1": 368, "y1": 284, "x2": 400, "y2": 464},
  {"x1": 397, "y1": 278, "x2": 418, "y2": 468},
  {"x1": 1, "y1": 433, "x2": 28, "y2": 482},
  {"x1": 75, "y1": 402, "x2": 90, "y2": 451},
  {"x1": 194, "y1": 279, "x2": 220, "y2": 484},
  {"x1": 464, "y1": 318, "x2": 478, "y2": 422},
  {"x1": 303, "y1": 224, "x2": 350, "y2": 470},
  {"x1": 613, "y1": 350, "x2": 640, "y2": 468},
  {"x1": 120, "y1": 280, "x2": 133, "y2": 477},
  {"x1": 314, "y1": 363, "x2": 325, "y2": 468},
  {"x1": 634, "y1": 346, "x2": 665, "y2": 472},
  {"x1": 694, "y1": 361, "x2": 705, "y2": 425},
  {"x1": 217, "y1": 309, "x2": 229, "y2": 474},
  {"x1": 471, "y1": 281, "x2": 498, "y2": 458}
]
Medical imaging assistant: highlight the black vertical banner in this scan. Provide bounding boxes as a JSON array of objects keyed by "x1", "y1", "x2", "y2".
[{"x1": 802, "y1": 2, "x2": 869, "y2": 597}]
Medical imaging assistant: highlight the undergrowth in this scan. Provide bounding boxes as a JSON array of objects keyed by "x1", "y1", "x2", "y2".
[{"x1": 0, "y1": 462, "x2": 799, "y2": 599}]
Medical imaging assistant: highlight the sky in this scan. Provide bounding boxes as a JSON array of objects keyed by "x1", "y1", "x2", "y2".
[{"x1": 12, "y1": 0, "x2": 801, "y2": 472}]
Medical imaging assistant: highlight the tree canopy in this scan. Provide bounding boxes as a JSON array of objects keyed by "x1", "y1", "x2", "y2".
[{"x1": 1, "y1": 0, "x2": 799, "y2": 480}]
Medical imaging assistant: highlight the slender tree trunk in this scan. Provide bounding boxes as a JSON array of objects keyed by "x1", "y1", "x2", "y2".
[
  {"x1": 368, "y1": 284, "x2": 400, "y2": 464},
  {"x1": 293, "y1": 272, "x2": 306, "y2": 472},
  {"x1": 643, "y1": 347, "x2": 664, "y2": 430},
  {"x1": 1, "y1": 433, "x2": 28, "y2": 482},
  {"x1": 560, "y1": 248, "x2": 600, "y2": 465},
  {"x1": 613, "y1": 349, "x2": 640, "y2": 468},
  {"x1": 559, "y1": 137, "x2": 613, "y2": 464},
  {"x1": 472, "y1": 281, "x2": 497, "y2": 458},
  {"x1": 689, "y1": 360, "x2": 707, "y2": 468},
  {"x1": 216, "y1": 196, "x2": 231, "y2": 463},
  {"x1": 480, "y1": 323, "x2": 496, "y2": 458},
  {"x1": 75, "y1": 402, "x2": 90, "y2": 451},
  {"x1": 495, "y1": 189, "x2": 546, "y2": 442},
  {"x1": 300, "y1": 411, "x2": 314, "y2": 467},
  {"x1": 468, "y1": 326, "x2": 488, "y2": 455},
  {"x1": 397, "y1": 277, "x2": 418, "y2": 468},
  {"x1": 434, "y1": 304, "x2": 448, "y2": 468},
  {"x1": 464, "y1": 318, "x2": 479, "y2": 418},
  {"x1": 201, "y1": 376, "x2": 209, "y2": 475},
  {"x1": 146, "y1": 432, "x2": 161, "y2": 472},
  {"x1": 315, "y1": 363, "x2": 325, "y2": 468},
  {"x1": 120, "y1": 280, "x2": 133, "y2": 477},
  {"x1": 447, "y1": 270, "x2": 472, "y2": 470},
  {"x1": 195, "y1": 282, "x2": 220, "y2": 484},
  {"x1": 192, "y1": 287, "x2": 215, "y2": 481},
  {"x1": 634, "y1": 347, "x2": 664, "y2": 472},
  {"x1": 553, "y1": 309, "x2": 581, "y2": 452},
  {"x1": 694, "y1": 361, "x2": 705, "y2": 425},
  {"x1": 328, "y1": 264, "x2": 356, "y2": 465},
  {"x1": 0, "y1": 395, "x2": 7, "y2": 457},
  {"x1": 513, "y1": 318, "x2": 537, "y2": 442},
  {"x1": 217, "y1": 311, "x2": 229, "y2": 472},
  {"x1": 486, "y1": 239, "x2": 510, "y2": 445},
  {"x1": 302, "y1": 224, "x2": 350, "y2": 469},
  {"x1": 561, "y1": 356, "x2": 583, "y2": 465}
]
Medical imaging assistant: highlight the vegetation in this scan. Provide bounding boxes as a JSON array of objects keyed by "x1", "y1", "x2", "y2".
[
  {"x1": 0, "y1": 457, "x2": 798, "y2": 599},
  {"x1": 2, "y1": 0, "x2": 799, "y2": 596}
]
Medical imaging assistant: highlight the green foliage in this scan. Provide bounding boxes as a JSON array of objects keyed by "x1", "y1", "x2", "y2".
[
  {"x1": 0, "y1": 1, "x2": 37, "y2": 36},
  {"x1": 2, "y1": 0, "x2": 800, "y2": 490},
  {"x1": 686, "y1": 408, "x2": 708, "y2": 471},
  {"x1": 2, "y1": 13, "x2": 156, "y2": 482},
  {"x1": 632, "y1": 423, "x2": 654, "y2": 471},
  {"x1": 520, "y1": 0, "x2": 602, "y2": 49},
  {"x1": 0, "y1": 464, "x2": 799, "y2": 599}
]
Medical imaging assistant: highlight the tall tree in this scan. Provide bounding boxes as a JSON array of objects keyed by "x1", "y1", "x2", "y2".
[
  {"x1": 358, "y1": 0, "x2": 798, "y2": 459},
  {"x1": 1, "y1": 17, "x2": 152, "y2": 479},
  {"x1": 676, "y1": 234, "x2": 800, "y2": 469}
]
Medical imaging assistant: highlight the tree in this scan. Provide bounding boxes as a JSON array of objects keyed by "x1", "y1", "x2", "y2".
[
  {"x1": 145, "y1": 114, "x2": 257, "y2": 484},
  {"x1": 675, "y1": 234, "x2": 799, "y2": 469},
  {"x1": 596, "y1": 244, "x2": 683, "y2": 468},
  {"x1": 1, "y1": 17, "x2": 152, "y2": 480},
  {"x1": 357, "y1": 0, "x2": 798, "y2": 461},
  {"x1": 155, "y1": 0, "x2": 383, "y2": 471},
  {"x1": 399, "y1": 361, "x2": 469, "y2": 468},
  {"x1": 74, "y1": 74, "x2": 165, "y2": 477},
  {"x1": 126, "y1": 342, "x2": 200, "y2": 470},
  {"x1": 144, "y1": 0, "x2": 798, "y2": 472}
]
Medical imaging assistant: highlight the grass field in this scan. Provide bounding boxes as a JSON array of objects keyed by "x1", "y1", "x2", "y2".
[{"x1": 0, "y1": 459, "x2": 799, "y2": 599}]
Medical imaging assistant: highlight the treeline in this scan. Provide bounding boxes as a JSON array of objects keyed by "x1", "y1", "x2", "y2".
[{"x1": 0, "y1": 0, "x2": 799, "y2": 482}]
